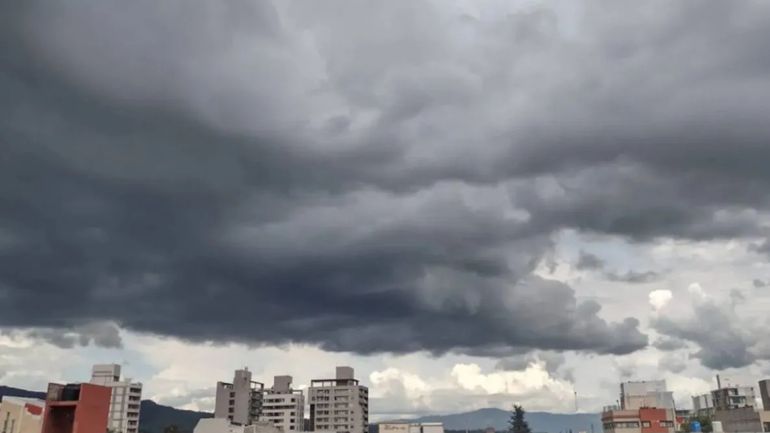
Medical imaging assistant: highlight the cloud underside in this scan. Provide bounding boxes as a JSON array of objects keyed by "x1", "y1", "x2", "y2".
[{"x1": 2, "y1": 0, "x2": 770, "y2": 359}]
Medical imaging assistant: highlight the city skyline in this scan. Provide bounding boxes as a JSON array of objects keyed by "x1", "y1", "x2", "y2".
[{"x1": 3, "y1": 0, "x2": 770, "y2": 422}]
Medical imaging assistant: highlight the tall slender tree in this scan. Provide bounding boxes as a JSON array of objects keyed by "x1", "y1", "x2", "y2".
[{"x1": 508, "y1": 405, "x2": 532, "y2": 433}]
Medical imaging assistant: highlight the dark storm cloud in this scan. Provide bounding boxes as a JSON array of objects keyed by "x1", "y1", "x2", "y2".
[
  {"x1": 2, "y1": 0, "x2": 770, "y2": 358},
  {"x1": 575, "y1": 251, "x2": 604, "y2": 271},
  {"x1": 574, "y1": 250, "x2": 660, "y2": 283},
  {"x1": 652, "y1": 295, "x2": 765, "y2": 370},
  {"x1": 495, "y1": 351, "x2": 568, "y2": 378},
  {"x1": 605, "y1": 271, "x2": 660, "y2": 284},
  {"x1": 653, "y1": 337, "x2": 687, "y2": 352}
]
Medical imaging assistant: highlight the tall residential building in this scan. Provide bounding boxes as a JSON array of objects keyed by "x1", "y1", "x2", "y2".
[
  {"x1": 0, "y1": 396, "x2": 45, "y2": 433},
  {"x1": 41, "y1": 383, "x2": 111, "y2": 433},
  {"x1": 620, "y1": 381, "x2": 675, "y2": 410},
  {"x1": 261, "y1": 376, "x2": 304, "y2": 432},
  {"x1": 308, "y1": 367, "x2": 368, "y2": 433},
  {"x1": 215, "y1": 368, "x2": 265, "y2": 426},
  {"x1": 759, "y1": 379, "x2": 770, "y2": 410},
  {"x1": 90, "y1": 364, "x2": 143, "y2": 433}
]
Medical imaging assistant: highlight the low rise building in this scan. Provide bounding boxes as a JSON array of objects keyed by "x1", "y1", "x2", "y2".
[
  {"x1": 602, "y1": 407, "x2": 675, "y2": 433},
  {"x1": 0, "y1": 397, "x2": 45, "y2": 433},
  {"x1": 194, "y1": 418, "x2": 282, "y2": 433},
  {"x1": 602, "y1": 381, "x2": 676, "y2": 433},
  {"x1": 379, "y1": 423, "x2": 444, "y2": 433},
  {"x1": 713, "y1": 407, "x2": 762, "y2": 433},
  {"x1": 41, "y1": 383, "x2": 111, "y2": 433}
]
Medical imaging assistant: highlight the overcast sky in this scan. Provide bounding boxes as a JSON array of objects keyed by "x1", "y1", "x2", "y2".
[{"x1": 2, "y1": 0, "x2": 770, "y2": 420}]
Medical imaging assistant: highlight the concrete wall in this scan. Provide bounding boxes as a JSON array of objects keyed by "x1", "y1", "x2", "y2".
[
  {"x1": 0, "y1": 397, "x2": 45, "y2": 433},
  {"x1": 714, "y1": 407, "x2": 762, "y2": 433},
  {"x1": 759, "y1": 381, "x2": 770, "y2": 411}
]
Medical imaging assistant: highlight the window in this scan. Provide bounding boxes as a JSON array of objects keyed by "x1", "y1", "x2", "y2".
[
  {"x1": 642, "y1": 422, "x2": 651, "y2": 428},
  {"x1": 660, "y1": 421, "x2": 674, "y2": 428}
]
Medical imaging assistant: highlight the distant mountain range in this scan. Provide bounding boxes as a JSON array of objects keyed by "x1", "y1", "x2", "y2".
[
  {"x1": 398, "y1": 408, "x2": 600, "y2": 433},
  {"x1": 0, "y1": 386, "x2": 211, "y2": 433},
  {"x1": 1, "y1": 386, "x2": 598, "y2": 433}
]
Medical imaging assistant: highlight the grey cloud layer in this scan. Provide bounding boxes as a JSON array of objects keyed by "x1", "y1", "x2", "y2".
[{"x1": 2, "y1": 0, "x2": 770, "y2": 360}]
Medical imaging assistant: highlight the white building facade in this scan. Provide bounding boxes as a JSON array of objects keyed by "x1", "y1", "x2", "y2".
[
  {"x1": 90, "y1": 364, "x2": 142, "y2": 433},
  {"x1": 308, "y1": 367, "x2": 368, "y2": 433},
  {"x1": 261, "y1": 376, "x2": 304, "y2": 432},
  {"x1": 620, "y1": 380, "x2": 675, "y2": 410}
]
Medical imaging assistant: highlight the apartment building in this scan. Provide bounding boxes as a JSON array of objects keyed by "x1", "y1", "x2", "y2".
[
  {"x1": 308, "y1": 367, "x2": 368, "y2": 433},
  {"x1": 261, "y1": 376, "x2": 304, "y2": 432},
  {"x1": 215, "y1": 368, "x2": 265, "y2": 426},
  {"x1": 90, "y1": 364, "x2": 142, "y2": 433},
  {"x1": 0, "y1": 397, "x2": 45, "y2": 433},
  {"x1": 712, "y1": 386, "x2": 756, "y2": 411}
]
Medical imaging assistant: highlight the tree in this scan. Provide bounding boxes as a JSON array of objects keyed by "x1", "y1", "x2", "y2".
[
  {"x1": 680, "y1": 416, "x2": 712, "y2": 433},
  {"x1": 508, "y1": 405, "x2": 532, "y2": 433}
]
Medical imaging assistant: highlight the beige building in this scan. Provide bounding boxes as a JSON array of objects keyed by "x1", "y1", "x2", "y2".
[
  {"x1": 308, "y1": 367, "x2": 369, "y2": 433},
  {"x1": 0, "y1": 397, "x2": 45, "y2": 433},
  {"x1": 215, "y1": 368, "x2": 265, "y2": 426},
  {"x1": 261, "y1": 376, "x2": 304, "y2": 432},
  {"x1": 90, "y1": 364, "x2": 142, "y2": 433}
]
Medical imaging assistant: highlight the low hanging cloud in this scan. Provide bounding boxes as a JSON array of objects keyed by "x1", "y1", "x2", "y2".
[
  {"x1": 2, "y1": 0, "x2": 770, "y2": 360},
  {"x1": 575, "y1": 251, "x2": 661, "y2": 284},
  {"x1": 651, "y1": 287, "x2": 770, "y2": 369}
]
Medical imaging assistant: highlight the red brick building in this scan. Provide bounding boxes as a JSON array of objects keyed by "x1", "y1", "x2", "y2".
[
  {"x1": 602, "y1": 407, "x2": 676, "y2": 433},
  {"x1": 41, "y1": 383, "x2": 111, "y2": 433}
]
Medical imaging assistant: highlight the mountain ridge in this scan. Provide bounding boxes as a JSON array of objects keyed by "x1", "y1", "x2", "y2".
[{"x1": 389, "y1": 407, "x2": 600, "y2": 433}]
